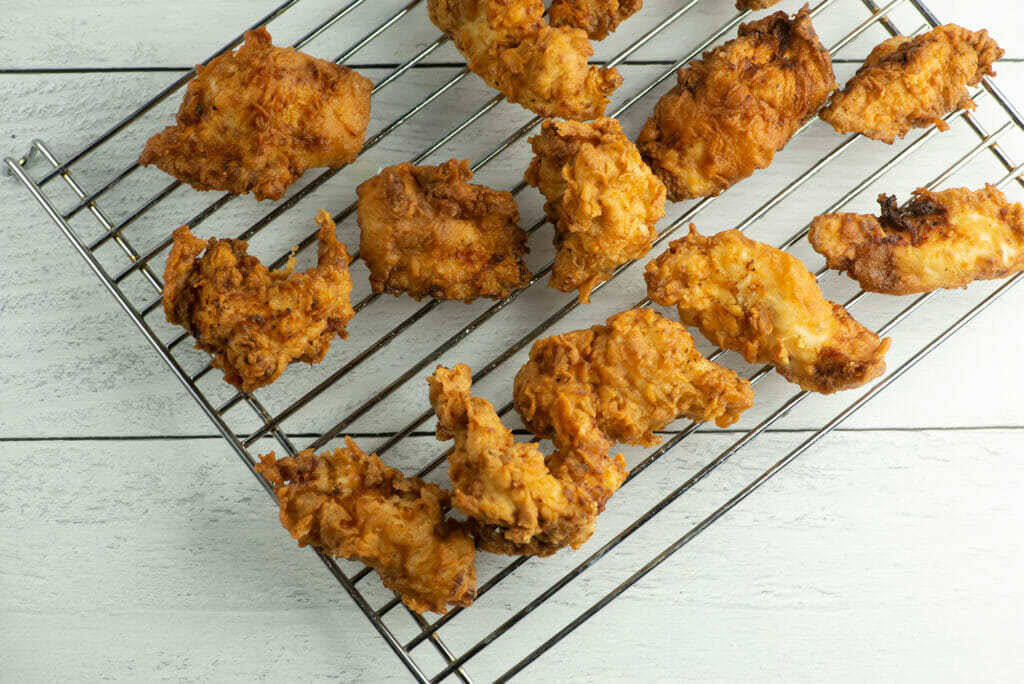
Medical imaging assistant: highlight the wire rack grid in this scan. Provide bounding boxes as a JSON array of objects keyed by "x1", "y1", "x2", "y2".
[{"x1": 6, "y1": 0, "x2": 1024, "y2": 680}]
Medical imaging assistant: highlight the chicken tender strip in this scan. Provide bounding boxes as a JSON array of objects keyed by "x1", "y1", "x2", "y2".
[
  {"x1": 429, "y1": 364, "x2": 627, "y2": 557},
  {"x1": 636, "y1": 5, "x2": 834, "y2": 201},
  {"x1": 809, "y1": 185, "x2": 1024, "y2": 295},
  {"x1": 255, "y1": 438, "x2": 477, "y2": 614},
  {"x1": 548, "y1": 0, "x2": 643, "y2": 41},
  {"x1": 645, "y1": 226, "x2": 891, "y2": 394},
  {"x1": 356, "y1": 159, "x2": 531, "y2": 302},
  {"x1": 140, "y1": 27, "x2": 372, "y2": 201},
  {"x1": 515, "y1": 308, "x2": 754, "y2": 449},
  {"x1": 819, "y1": 25, "x2": 1003, "y2": 144},
  {"x1": 163, "y1": 210, "x2": 354, "y2": 392},
  {"x1": 427, "y1": 0, "x2": 622, "y2": 120},
  {"x1": 524, "y1": 118, "x2": 666, "y2": 302}
]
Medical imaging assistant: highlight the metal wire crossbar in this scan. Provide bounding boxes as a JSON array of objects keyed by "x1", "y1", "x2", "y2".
[{"x1": 6, "y1": 0, "x2": 1023, "y2": 680}]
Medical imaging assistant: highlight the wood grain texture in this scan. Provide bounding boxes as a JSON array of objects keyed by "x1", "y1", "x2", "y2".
[
  {"x1": 1, "y1": 0, "x2": 1021, "y2": 69},
  {"x1": 1, "y1": 432, "x2": 1021, "y2": 681},
  {"x1": 2, "y1": 0, "x2": 1023, "y2": 680},
  {"x1": 3, "y1": 66, "x2": 1024, "y2": 437}
]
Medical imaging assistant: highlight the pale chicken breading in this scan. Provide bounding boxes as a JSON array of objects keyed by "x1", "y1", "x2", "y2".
[
  {"x1": 809, "y1": 184, "x2": 1024, "y2": 295},
  {"x1": 736, "y1": 0, "x2": 782, "y2": 9},
  {"x1": 162, "y1": 210, "x2": 354, "y2": 392},
  {"x1": 427, "y1": 0, "x2": 622, "y2": 120},
  {"x1": 645, "y1": 226, "x2": 891, "y2": 394},
  {"x1": 140, "y1": 27, "x2": 372, "y2": 201},
  {"x1": 819, "y1": 25, "x2": 1003, "y2": 144},
  {"x1": 255, "y1": 438, "x2": 477, "y2": 614},
  {"x1": 524, "y1": 117, "x2": 666, "y2": 302},
  {"x1": 514, "y1": 308, "x2": 755, "y2": 448},
  {"x1": 636, "y1": 6, "x2": 834, "y2": 201},
  {"x1": 428, "y1": 364, "x2": 627, "y2": 557}
]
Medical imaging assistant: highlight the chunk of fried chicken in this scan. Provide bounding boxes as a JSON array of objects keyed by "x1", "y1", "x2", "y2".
[
  {"x1": 736, "y1": 0, "x2": 781, "y2": 10},
  {"x1": 356, "y1": 159, "x2": 531, "y2": 302},
  {"x1": 645, "y1": 226, "x2": 891, "y2": 394},
  {"x1": 140, "y1": 28, "x2": 372, "y2": 201},
  {"x1": 163, "y1": 210, "x2": 354, "y2": 391},
  {"x1": 428, "y1": 364, "x2": 627, "y2": 557},
  {"x1": 819, "y1": 25, "x2": 1003, "y2": 144},
  {"x1": 548, "y1": 0, "x2": 643, "y2": 40},
  {"x1": 636, "y1": 6, "x2": 835, "y2": 201},
  {"x1": 515, "y1": 309, "x2": 754, "y2": 448},
  {"x1": 427, "y1": 0, "x2": 622, "y2": 120},
  {"x1": 809, "y1": 184, "x2": 1024, "y2": 295},
  {"x1": 255, "y1": 438, "x2": 476, "y2": 614},
  {"x1": 524, "y1": 118, "x2": 666, "y2": 302}
]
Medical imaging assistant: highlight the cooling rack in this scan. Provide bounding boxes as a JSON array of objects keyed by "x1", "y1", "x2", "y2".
[{"x1": 6, "y1": 0, "x2": 1024, "y2": 680}]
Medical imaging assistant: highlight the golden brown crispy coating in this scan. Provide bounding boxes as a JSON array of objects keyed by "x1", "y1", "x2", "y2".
[
  {"x1": 636, "y1": 6, "x2": 834, "y2": 201},
  {"x1": 427, "y1": 0, "x2": 622, "y2": 120},
  {"x1": 645, "y1": 226, "x2": 891, "y2": 394},
  {"x1": 524, "y1": 118, "x2": 666, "y2": 302},
  {"x1": 514, "y1": 309, "x2": 754, "y2": 448},
  {"x1": 255, "y1": 438, "x2": 476, "y2": 614},
  {"x1": 163, "y1": 210, "x2": 354, "y2": 392},
  {"x1": 140, "y1": 27, "x2": 372, "y2": 201},
  {"x1": 819, "y1": 25, "x2": 1003, "y2": 144},
  {"x1": 548, "y1": 0, "x2": 643, "y2": 40},
  {"x1": 735, "y1": 0, "x2": 782, "y2": 10},
  {"x1": 809, "y1": 185, "x2": 1024, "y2": 295},
  {"x1": 428, "y1": 364, "x2": 627, "y2": 557},
  {"x1": 356, "y1": 159, "x2": 531, "y2": 302}
]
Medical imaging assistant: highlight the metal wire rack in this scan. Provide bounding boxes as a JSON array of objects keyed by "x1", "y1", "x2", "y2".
[{"x1": 7, "y1": 0, "x2": 1024, "y2": 680}]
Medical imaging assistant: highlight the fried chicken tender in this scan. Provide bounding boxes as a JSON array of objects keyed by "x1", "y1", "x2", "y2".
[
  {"x1": 514, "y1": 309, "x2": 754, "y2": 449},
  {"x1": 524, "y1": 118, "x2": 666, "y2": 302},
  {"x1": 548, "y1": 0, "x2": 643, "y2": 40},
  {"x1": 645, "y1": 226, "x2": 891, "y2": 394},
  {"x1": 254, "y1": 439, "x2": 477, "y2": 614},
  {"x1": 428, "y1": 364, "x2": 627, "y2": 557},
  {"x1": 427, "y1": 0, "x2": 622, "y2": 120},
  {"x1": 163, "y1": 210, "x2": 354, "y2": 391},
  {"x1": 139, "y1": 27, "x2": 372, "y2": 201},
  {"x1": 636, "y1": 6, "x2": 835, "y2": 201},
  {"x1": 819, "y1": 25, "x2": 1003, "y2": 144},
  {"x1": 809, "y1": 184, "x2": 1024, "y2": 295},
  {"x1": 736, "y1": 0, "x2": 782, "y2": 10},
  {"x1": 356, "y1": 159, "x2": 531, "y2": 302}
]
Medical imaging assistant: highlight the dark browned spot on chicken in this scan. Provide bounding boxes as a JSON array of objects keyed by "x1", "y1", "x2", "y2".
[{"x1": 877, "y1": 193, "x2": 947, "y2": 245}]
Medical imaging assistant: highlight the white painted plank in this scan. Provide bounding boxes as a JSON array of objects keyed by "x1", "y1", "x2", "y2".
[
  {"x1": 1, "y1": 431, "x2": 1020, "y2": 680},
  {"x1": 3, "y1": 67, "x2": 1024, "y2": 437},
  {"x1": 1, "y1": 0, "x2": 1021, "y2": 69}
]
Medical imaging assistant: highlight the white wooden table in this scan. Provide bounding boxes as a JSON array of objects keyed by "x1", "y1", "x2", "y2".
[{"x1": 2, "y1": 1, "x2": 1023, "y2": 681}]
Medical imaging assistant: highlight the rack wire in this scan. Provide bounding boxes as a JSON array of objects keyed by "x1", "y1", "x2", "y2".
[{"x1": 7, "y1": 0, "x2": 1023, "y2": 680}]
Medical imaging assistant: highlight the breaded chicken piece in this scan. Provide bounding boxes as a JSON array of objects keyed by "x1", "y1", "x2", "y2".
[
  {"x1": 140, "y1": 28, "x2": 372, "y2": 201},
  {"x1": 636, "y1": 6, "x2": 835, "y2": 201},
  {"x1": 548, "y1": 0, "x2": 643, "y2": 40},
  {"x1": 524, "y1": 118, "x2": 666, "y2": 302},
  {"x1": 809, "y1": 184, "x2": 1024, "y2": 295},
  {"x1": 356, "y1": 159, "x2": 531, "y2": 302},
  {"x1": 736, "y1": 0, "x2": 781, "y2": 10},
  {"x1": 255, "y1": 438, "x2": 476, "y2": 614},
  {"x1": 428, "y1": 364, "x2": 627, "y2": 557},
  {"x1": 515, "y1": 309, "x2": 754, "y2": 448},
  {"x1": 645, "y1": 226, "x2": 891, "y2": 393},
  {"x1": 163, "y1": 210, "x2": 354, "y2": 391},
  {"x1": 427, "y1": 0, "x2": 622, "y2": 120},
  {"x1": 819, "y1": 25, "x2": 1003, "y2": 143}
]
